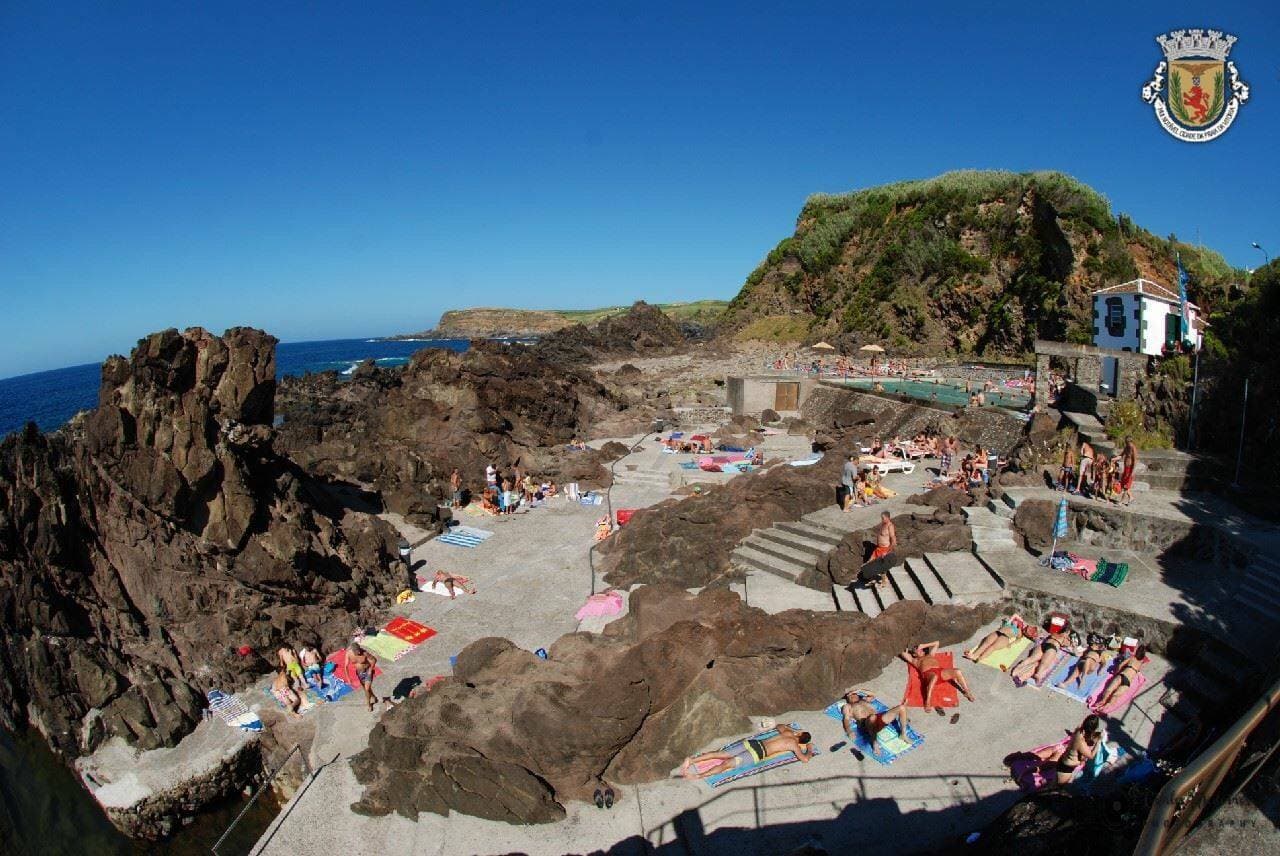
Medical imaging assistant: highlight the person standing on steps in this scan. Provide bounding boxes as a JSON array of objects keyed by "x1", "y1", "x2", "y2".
[
  {"x1": 1119, "y1": 437, "x2": 1138, "y2": 506},
  {"x1": 840, "y1": 453, "x2": 858, "y2": 512},
  {"x1": 1074, "y1": 440, "x2": 1094, "y2": 494}
]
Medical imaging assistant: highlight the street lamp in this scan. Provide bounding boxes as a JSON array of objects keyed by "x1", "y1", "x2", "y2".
[{"x1": 1252, "y1": 242, "x2": 1269, "y2": 265}]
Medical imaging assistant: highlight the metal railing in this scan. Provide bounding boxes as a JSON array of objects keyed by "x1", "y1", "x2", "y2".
[
  {"x1": 1133, "y1": 673, "x2": 1280, "y2": 855},
  {"x1": 211, "y1": 743, "x2": 315, "y2": 856}
]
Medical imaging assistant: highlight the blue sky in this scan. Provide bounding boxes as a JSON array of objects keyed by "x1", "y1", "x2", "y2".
[{"x1": 1, "y1": 2, "x2": 1277, "y2": 378}]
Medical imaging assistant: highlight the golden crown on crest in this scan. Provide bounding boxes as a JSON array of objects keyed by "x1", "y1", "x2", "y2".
[{"x1": 1156, "y1": 29, "x2": 1236, "y2": 61}]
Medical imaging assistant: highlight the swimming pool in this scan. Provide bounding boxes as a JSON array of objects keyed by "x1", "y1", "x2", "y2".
[{"x1": 839, "y1": 378, "x2": 1029, "y2": 409}]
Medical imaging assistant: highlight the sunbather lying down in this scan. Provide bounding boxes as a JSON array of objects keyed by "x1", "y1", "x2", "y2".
[
  {"x1": 679, "y1": 725, "x2": 814, "y2": 779},
  {"x1": 900, "y1": 641, "x2": 976, "y2": 703},
  {"x1": 432, "y1": 570, "x2": 476, "y2": 599},
  {"x1": 840, "y1": 689, "x2": 909, "y2": 760},
  {"x1": 964, "y1": 615, "x2": 1029, "y2": 661}
]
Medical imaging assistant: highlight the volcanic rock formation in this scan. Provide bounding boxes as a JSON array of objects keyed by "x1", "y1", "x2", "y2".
[
  {"x1": 349, "y1": 584, "x2": 993, "y2": 823},
  {"x1": 0, "y1": 328, "x2": 401, "y2": 758},
  {"x1": 596, "y1": 450, "x2": 843, "y2": 590},
  {"x1": 531, "y1": 300, "x2": 688, "y2": 365},
  {"x1": 276, "y1": 340, "x2": 653, "y2": 525}
]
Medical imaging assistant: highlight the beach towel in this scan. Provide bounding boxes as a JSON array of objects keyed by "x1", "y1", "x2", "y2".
[
  {"x1": 310, "y1": 676, "x2": 353, "y2": 703},
  {"x1": 264, "y1": 684, "x2": 319, "y2": 714},
  {"x1": 418, "y1": 578, "x2": 474, "y2": 598},
  {"x1": 1013, "y1": 650, "x2": 1067, "y2": 688},
  {"x1": 575, "y1": 591, "x2": 624, "y2": 621},
  {"x1": 1048, "y1": 655, "x2": 1115, "y2": 703},
  {"x1": 357, "y1": 632, "x2": 414, "y2": 661},
  {"x1": 206, "y1": 690, "x2": 263, "y2": 733},
  {"x1": 385, "y1": 617, "x2": 437, "y2": 645},
  {"x1": 703, "y1": 724, "x2": 817, "y2": 788},
  {"x1": 823, "y1": 700, "x2": 923, "y2": 765},
  {"x1": 325, "y1": 649, "x2": 383, "y2": 688},
  {"x1": 904, "y1": 653, "x2": 959, "y2": 708},
  {"x1": 437, "y1": 526, "x2": 494, "y2": 548},
  {"x1": 1091, "y1": 559, "x2": 1130, "y2": 588},
  {"x1": 679, "y1": 461, "x2": 699, "y2": 469},
  {"x1": 975, "y1": 637, "x2": 1031, "y2": 672},
  {"x1": 1007, "y1": 738, "x2": 1070, "y2": 792},
  {"x1": 1088, "y1": 672, "x2": 1148, "y2": 714}
]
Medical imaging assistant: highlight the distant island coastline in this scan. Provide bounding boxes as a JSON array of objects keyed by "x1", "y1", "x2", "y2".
[{"x1": 385, "y1": 301, "x2": 728, "y2": 340}]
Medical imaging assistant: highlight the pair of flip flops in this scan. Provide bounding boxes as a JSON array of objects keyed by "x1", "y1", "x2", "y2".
[
  {"x1": 935, "y1": 707, "x2": 961, "y2": 724},
  {"x1": 592, "y1": 786, "x2": 616, "y2": 809}
]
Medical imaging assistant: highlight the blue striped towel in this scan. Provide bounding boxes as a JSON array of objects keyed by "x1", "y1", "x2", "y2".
[
  {"x1": 437, "y1": 526, "x2": 494, "y2": 548},
  {"x1": 704, "y1": 724, "x2": 818, "y2": 788},
  {"x1": 1048, "y1": 655, "x2": 1115, "y2": 703}
]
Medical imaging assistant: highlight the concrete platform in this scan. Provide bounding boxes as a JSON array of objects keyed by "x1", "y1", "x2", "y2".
[{"x1": 251, "y1": 626, "x2": 1175, "y2": 856}]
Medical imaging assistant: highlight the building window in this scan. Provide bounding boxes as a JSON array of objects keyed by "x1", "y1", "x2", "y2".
[
  {"x1": 1105, "y1": 297, "x2": 1125, "y2": 337},
  {"x1": 1134, "y1": 308, "x2": 1140, "y2": 319}
]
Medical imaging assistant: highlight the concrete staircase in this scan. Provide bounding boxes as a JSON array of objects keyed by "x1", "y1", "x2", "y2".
[
  {"x1": 611, "y1": 468, "x2": 672, "y2": 490},
  {"x1": 842, "y1": 551, "x2": 1006, "y2": 617},
  {"x1": 962, "y1": 504, "x2": 1020, "y2": 554},
  {"x1": 1230, "y1": 552, "x2": 1280, "y2": 657},
  {"x1": 730, "y1": 519, "x2": 842, "y2": 584}
]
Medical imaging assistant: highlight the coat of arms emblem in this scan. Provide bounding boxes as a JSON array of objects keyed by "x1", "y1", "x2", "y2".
[{"x1": 1141, "y1": 29, "x2": 1249, "y2": 142}]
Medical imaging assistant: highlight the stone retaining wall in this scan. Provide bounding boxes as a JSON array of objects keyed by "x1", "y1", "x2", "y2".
[{"x1": 803, "y1": 385, "x2": 1024, "y2": 453}]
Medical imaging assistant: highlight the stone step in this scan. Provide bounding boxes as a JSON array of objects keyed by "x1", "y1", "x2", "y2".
[
  {"x1": 754, "y1": 527, "x2": 833, "y2": 558},
  {"x1": 730, "y1": 545, "x2": 805, "y2": 582},
  {"x1": 962, "y1": 506, "x2": 1007, "y2": 527},
  {"x1": 831, "y1": 583, "x2": 858, "y2": 613},
  {"x1": 738, "y1": 570, "x2": 837, "y2": 614},
  {"x1": 1234, "y1": 596, "x2": 1280, "y2": 630},
  {"x1": 925, "y1": 551, "x2": 1004, "y2": 603},
  {"x1": 1168, "y1": 667, "x2": 1230, "y2": 705},
  {"x1": 743, "y1": 534, "x2": 821, "y2": 568},
  {"x1": 1194, "y1": 644, "x2": 1249, "y2": 689},
  {"x1": 1236, "y1": 580, "x2": 1280, "y2": 615},
  {"x1": 1250, "y1": 555, "x2": 1280, "y2": 583},
  {"x1": 849, "y1": 585, "x2": 882, "y2": 618},
  {"x1": 985, "y1": 498, "x2": 1016, "y2": 519},
  {"x1": 1242, "y1": 570, "x2": 1280, "y2": 599},
  {"x1": 904, "y1": 557, "x2": 950, "y2": 605},
  {"x1": 885, "y1": 565, "x2": 929, "y2": 604},
  {"x1": 777, "y1": 520, "x2": 845, "y2": 547},
  {"x1": 873, "y1": 575, "x2": 903, "y2": 611},
  {"x1": 972, "y1": 538, "x2": 1020, "y2": 554}
]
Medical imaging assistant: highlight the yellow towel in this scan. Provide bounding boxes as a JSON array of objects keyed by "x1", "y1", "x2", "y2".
[{"x1": 977, "y1": 636, "x2": 1031, "y2": 671}]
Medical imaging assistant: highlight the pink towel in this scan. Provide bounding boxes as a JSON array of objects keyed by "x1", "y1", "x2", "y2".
[
  {"x1": 1070, "y1": 558, "x2": 1098, "y2": 579},
  {"x1": 576, "y1": 591, "x2": 624, "y2": 620},
  {"x1": 1088, "y1": 673, "x2": 1147, "y2": 714}
]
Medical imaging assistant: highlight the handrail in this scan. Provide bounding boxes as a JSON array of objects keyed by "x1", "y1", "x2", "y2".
[
  {"x1": 587, "y1": 429, "x2": 656, "y2": 596},
  {"x1": 1133, "y1": 673, "x2": 1280, "y2": 855},
  {"x1": 211, "y1": 743, "x2": 315, "y2": 856}
]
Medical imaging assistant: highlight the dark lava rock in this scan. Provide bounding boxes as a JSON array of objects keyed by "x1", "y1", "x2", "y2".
[
  {"x1": 973, "y1": 791, "x2": 1136, "y2": 855},
  {"x1": 276, "y1": 340, "x2": 650, "y2": 524},
  {"x1": 907, "y1": 485, "x2": 977, "y2": 515},
  {"x1": 597, "y1": 449, "x2": 845, "y2": 589},
  {"x1": 531, "y1": 301, "x2": 686, "y2": 365},
  {"x1": 0, "y1": 328, "x2": 402, "y2": 758},
  {"x1": 349, "y1": 585, "x2": 993, "y2": 824},
  {"x1": 1013, "y1": 499, "x2": 1058, "y2": 553},
  {"x1": 803, "y1": 510, "x2": 973, "y2": 589}
]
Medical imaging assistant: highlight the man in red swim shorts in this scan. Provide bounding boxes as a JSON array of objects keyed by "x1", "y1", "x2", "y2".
[{"x1": 1119, "y1": 436, "x2": 1138, "y2": 505}]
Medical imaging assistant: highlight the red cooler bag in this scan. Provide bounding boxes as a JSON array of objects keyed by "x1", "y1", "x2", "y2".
[{"x1": 616, "y1": 509, "x2": 636, "y2": 526}]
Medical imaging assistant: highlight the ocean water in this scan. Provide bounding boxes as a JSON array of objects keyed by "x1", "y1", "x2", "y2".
[{"x1": 0, "y1": 337, "x2": 469, "y2": 439}]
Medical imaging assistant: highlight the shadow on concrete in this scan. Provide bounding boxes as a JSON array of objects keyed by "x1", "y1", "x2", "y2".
[{"x1": 248, "y1": 753, "x2": 342, "y2": 856}]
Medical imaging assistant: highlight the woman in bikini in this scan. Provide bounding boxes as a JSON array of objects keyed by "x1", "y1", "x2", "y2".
[
  {"x1": 1011, "y1": 629, "x2": 1070, "y2": 686},
  {"x1": 1056, "y1": 633, "x2": 1111, "y2": 690},
  {"x1": 963, "y1": 615, "x2": 1028, "y2": 662},
  {"x1": 1037, "y1": 714, "x2": 1103, "y2": 786},
  {"x1": 1094, "y1": 646, "x2": 1149, "y2": 710}
]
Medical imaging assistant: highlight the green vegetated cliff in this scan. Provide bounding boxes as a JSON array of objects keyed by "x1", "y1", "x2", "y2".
[{"x1": 720, "y1": 170, "x2": 1242, "y2": 355}]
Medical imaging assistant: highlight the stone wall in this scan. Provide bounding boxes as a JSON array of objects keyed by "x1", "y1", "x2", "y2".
[{"x1": 1002, "y1": 585, "x2": 1204, "y2": 659}]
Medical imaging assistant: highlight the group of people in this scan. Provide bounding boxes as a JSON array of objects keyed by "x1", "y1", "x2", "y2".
[
  {"x1": 474, "y1": 462, "x2": 559, "y2": 515},
  {"x1": 839, "y1": 455, "x2": 896, "y2": 510},
  {"x1": 271, "y1": 642, "x2": 380, "y2": 716},
  {"x1": 1057, "y1": 437, "x2": 1138, "y2": 505}
]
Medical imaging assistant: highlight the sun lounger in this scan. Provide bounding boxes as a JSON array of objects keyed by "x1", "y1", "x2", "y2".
[
  {"x1": 703, "y1": 724, "x2": 818, "y2": 788},
  {"x1": 858, "y1": 455, "x2": 914, "y2": 475},
  {"x1": 823, "y1": 700, "x2": 923, "y2": 765}
]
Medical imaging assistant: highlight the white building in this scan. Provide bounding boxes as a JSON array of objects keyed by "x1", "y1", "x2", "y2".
[{"x1": 1092, "y1": 278, "x2": 1203, "y2": 357}]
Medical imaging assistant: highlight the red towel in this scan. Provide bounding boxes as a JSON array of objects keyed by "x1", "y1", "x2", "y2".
[
  {"x1": 904, "y1": 652, "x2": 960, "y2": 708},
  {"x1": 385, "y1": 617, "x2": 437, "y2": 645},
  {"x1": 326, "y1": 649, "x2": 383, "y2": 687}
]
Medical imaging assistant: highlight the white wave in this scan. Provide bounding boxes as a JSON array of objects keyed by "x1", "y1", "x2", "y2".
[{"x1": 340, "y1": 362, "x2": 359, "y2": 376}]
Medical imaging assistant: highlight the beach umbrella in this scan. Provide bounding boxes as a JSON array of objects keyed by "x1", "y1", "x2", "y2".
[
  {"x1": 811, "y1": 341, "x2": 836, "y2": 352},
  {"x1": 1044, "y1": 497, "x2": 1069, "y2": 564},
  {"x1": 859, "y1": 344, "x2": 886, "y2": 353}
]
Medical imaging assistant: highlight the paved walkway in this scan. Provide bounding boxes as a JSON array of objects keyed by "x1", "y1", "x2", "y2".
[{"x1": 248, "y1": 439, "x2": 1183, "y2": 855}]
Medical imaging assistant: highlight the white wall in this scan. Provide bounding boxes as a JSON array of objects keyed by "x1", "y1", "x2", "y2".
[
  {"x1": 1092, "y1": 293, "x2": 1140, "y2": 351},
  {"x1": 1094, "y1": 293, "x2": 1201, "y2": 356},
  {"x1": 1140, "y1": 299, "x2": 1202, "y2": 355}
]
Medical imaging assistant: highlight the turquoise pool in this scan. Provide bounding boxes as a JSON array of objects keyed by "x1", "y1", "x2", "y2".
[{"x1": 841, "y1": 378, "x2": 1029, "y2": 408}]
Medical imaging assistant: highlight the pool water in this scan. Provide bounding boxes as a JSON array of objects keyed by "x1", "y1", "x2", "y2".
[{"x1": 842, "y1": 379, "x2": 1029, "y2": 408}]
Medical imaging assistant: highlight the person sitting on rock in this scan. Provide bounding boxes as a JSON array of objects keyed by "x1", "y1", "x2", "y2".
[
  {"x1": 299, "y1": 644, "x2": 325, "y2": 691},
  {"x1": 900, "y1": 641, "x2": 976, "y2": 704},
  {"x1": 840, "y1": 689, "x2": 909, "y2": 760},
  {"x1": 963, "y1": 615, "x2": 1029, "y2": 663},
  {"x1": 1011, "y1": 628, "x2": 1071, "y2": 686},
  {"x1": 271, "y1": 668, "x2": 304, "y2": 718},
  {"x1": 679, "y1": 724, "x2": 815, "y2": 779},
  {"x1": 432, "y1": 569, "x2": 476, "y2": 599}
]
